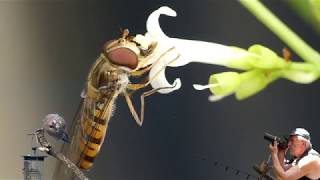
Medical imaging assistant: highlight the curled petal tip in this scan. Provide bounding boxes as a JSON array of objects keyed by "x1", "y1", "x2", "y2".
[
  {"x1": 147, "y1": 6, "x2": 177, "y2": 38},
  {"x1": 172, "y1": 78, "x2": 182, "y2": 89},
  {"x1": 157, "y1": 78, "x2": 181, "y2": 94},
  {"x1": 157, "y1": 6, "x2": 177, "y2": 17},
  {"x1": 154, "y1": 78, "x2": 181, "y2": 94}
]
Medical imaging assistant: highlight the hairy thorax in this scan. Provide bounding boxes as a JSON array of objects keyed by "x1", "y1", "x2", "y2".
[{"x1": 96, "y1": 61, "x2": 129, "y2": 99}]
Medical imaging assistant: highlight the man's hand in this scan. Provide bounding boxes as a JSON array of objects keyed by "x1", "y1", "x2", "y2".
[
  {"x1": 269, "y1": 140, "x2": 279, "y2": 155},
  {"x1": 269, "y1": 140, "x2": 288, "y2": 156}
]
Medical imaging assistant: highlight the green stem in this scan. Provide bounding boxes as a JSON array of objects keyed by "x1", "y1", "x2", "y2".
[
  {"x1": 289, "y1": 62, "x2": 316, "y2": 71},
  {"x1": 239, "y1": 0, "x2": 320, "y2": 66}
]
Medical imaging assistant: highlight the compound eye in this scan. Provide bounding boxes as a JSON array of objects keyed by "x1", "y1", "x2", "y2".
[{"x1": 107, "y1": 48, "x2": 138, "y2": 70}]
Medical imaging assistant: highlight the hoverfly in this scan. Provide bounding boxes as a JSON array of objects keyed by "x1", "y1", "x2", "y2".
[{"x1": 53, "y1": 29, "x2": 179, "y2": 179}]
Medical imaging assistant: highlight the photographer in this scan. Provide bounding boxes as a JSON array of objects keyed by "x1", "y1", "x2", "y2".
[{"x1": 269, "y1": 128, "x2": 320, "y2": 180}]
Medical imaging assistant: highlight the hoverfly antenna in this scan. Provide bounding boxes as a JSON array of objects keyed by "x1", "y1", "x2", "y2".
[{"x1": 122, "y1": 29, "x2": 130, "y2": 39}]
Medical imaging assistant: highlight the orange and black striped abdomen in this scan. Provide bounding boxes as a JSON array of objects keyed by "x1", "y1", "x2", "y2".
[
  {"x1": 78, "y1": 112, "x2": 107, "y2": 169},
  {"x1": 77, "y1": 90, "x2": 116, "y2": 169}
]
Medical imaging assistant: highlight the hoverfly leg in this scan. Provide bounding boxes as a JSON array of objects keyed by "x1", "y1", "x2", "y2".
[
  {"x1": 124, "y1": 85, "x2": 179, "y2": 127},
  {"x1": 127, "y1": 83, "x2": 146, "y2": 91},
  {"x1": 147, "y1": 53, "x2": 180, "y2": 86},
  {"x1": 124, "y1": 93, "x2": 142, "y2": 126},
  {"x1": 130, "y1": 65, "x2": 152, "y2": 77},
  {"x1": 128, "y1": 53, "x2": 181, "y2": 91},
  {"x1": 129, "y1": 47, "x2": 175, "y2": 78},
  {"x1": 125, "y1": 46, "x2": 181, "y2": 126},
  {"x1": 124, "y1": 88, "x2": 160, "y2": 126}
]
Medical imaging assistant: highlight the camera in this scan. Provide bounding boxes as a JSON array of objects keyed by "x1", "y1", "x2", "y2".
[{"x1": 264, "y1": 133, "x2": 288, "y2": 149}]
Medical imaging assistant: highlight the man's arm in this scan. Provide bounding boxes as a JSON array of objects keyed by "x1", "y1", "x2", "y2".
[{"x1": 270, "y1": 143, "x2": 314, "y2": 180}]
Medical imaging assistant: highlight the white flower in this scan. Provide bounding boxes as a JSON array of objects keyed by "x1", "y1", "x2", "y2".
[
  {"x1": 132, "y1": 6, "x2": 320, "y2": 101},
  {"x1": 134, "y1": 6, "x2": 252, "y2": 94}
]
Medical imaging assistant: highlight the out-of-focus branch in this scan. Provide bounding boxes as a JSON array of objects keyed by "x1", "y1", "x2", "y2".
[
  {"x1": 286, "y1": 0, "x2": 320, "y2": 34},
  {"x1": 239, "y1": 0, "x2": 320, "y2": 67}
]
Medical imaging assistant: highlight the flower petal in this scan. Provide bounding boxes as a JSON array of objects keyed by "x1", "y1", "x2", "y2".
[
  {"x1": 193, "y1": 83, "x2": 219, "y2": 90},
  {"x1": 143, "y1": 6, "x2": 273, "y2": 95},
  {"x1": 146, "y1": 6, "x2": 176, "y2": 39},
  {"x1": 167, "y1": 38, "x2": 247, "y2": 67},
  {"x1": 147, "y1": 45, "x2": 182, "y2": 93},
  {"x1": 208, "y1": 94, "x2": 231, "y2": 102},
  {"x1": 149, "y1": 65, "x2": 181, "y2": 93}
]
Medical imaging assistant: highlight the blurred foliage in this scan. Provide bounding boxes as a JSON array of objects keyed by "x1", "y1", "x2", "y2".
[{"x1": 286, "y1": 0, "x2": 320, "y2": 34}]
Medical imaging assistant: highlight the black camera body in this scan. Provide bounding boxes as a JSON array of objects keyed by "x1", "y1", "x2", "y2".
[{"x1": 264, "y1": 133, "x2": 289, "y2": 149}]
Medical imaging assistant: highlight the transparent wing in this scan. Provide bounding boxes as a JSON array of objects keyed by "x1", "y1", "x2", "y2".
[
  {"x1": 52, "y1": 95, "x2": 97, "y2": 179},
  {"x1": 53, "y1": 55, "x2": 116, "y2": 179}
]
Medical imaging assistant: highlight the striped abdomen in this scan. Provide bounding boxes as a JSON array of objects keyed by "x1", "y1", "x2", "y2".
[{"x1": 78, "y1": 97, "x2": 115, "y2": 169}]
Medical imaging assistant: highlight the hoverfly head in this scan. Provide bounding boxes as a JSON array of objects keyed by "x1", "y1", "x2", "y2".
[{"x1": 103, "y1": 29, "x2": 140, "y2": 71}]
